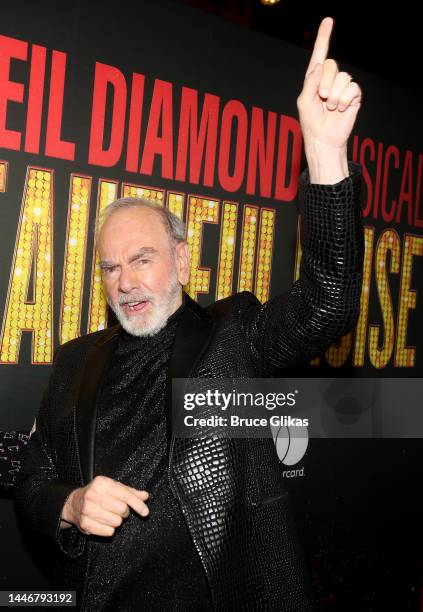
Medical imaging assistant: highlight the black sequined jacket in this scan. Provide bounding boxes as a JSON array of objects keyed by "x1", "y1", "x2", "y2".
[{"x1": 13, "y1": 162, "x2": 364, "y2": 611}]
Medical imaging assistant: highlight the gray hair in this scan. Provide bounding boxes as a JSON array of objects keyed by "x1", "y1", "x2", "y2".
[{"x1": 94, "y1": 197, "x2": 186, "y2": 247}]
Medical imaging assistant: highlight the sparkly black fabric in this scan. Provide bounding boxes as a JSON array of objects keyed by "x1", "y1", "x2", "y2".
[
  {"x1": 15, "y1": 162, "x2": 364, "y2": 612},
  {"x1": 85, "y1": 301, "x2": 213, "y2": 611},
  {"x1": 0, "y1": 431, "x2": 29, "y2": 490}
]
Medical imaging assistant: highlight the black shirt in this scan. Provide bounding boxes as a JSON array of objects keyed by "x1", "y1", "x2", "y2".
[{"x1": 84, "y1": 301, "x2": 213, "y2": 611}]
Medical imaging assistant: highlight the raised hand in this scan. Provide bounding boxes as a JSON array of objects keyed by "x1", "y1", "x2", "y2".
[{"x1": 297, "y1": 17, "x2": 363, "y2": 183}]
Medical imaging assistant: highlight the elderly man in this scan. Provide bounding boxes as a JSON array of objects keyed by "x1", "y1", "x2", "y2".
[{"x1": 14, "y1": 17, "x2": 363, "y2": 612}]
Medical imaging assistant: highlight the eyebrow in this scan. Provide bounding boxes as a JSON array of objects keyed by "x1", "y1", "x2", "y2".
[{"x1": 99, "y1": 247, "x2": 158, "y2": 269}]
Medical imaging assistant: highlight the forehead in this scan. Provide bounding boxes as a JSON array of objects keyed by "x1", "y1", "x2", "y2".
[{"x1": 98, "y1": 206, "x2": 170, "y2": 251}]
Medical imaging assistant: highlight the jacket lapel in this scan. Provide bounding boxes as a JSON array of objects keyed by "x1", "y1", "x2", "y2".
[
  {"x1": 75, "y1": 324, "x2": 121, "y2": 485},
  {"x1": 165, "y1": 292, "x2": 216, "y2": 453}
]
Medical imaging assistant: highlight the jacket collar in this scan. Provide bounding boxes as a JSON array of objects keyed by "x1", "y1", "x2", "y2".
[
  {"x1": 165, "y1": 293, "x2": 216, "y2": 454},
  {"x1": 75, "y1": 292, "x2": 216, "y2": 485}
]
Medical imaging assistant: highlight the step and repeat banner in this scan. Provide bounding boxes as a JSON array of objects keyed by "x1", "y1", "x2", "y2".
[{"x1": 0, "y1": 1, "x2": 421, "y2": 609}]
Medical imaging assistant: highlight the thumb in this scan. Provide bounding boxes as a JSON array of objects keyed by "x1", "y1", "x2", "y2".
[{"x1": 298, "y1": 63, "x2": 323, "y2": 107}]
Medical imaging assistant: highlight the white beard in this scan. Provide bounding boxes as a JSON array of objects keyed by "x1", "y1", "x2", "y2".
[{"x1": 106, "y1": 270, "x2": 182, "y2": 337}]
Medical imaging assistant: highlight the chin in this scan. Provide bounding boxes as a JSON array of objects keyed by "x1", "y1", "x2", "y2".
[{"x1": 120, "y1": 313, "x2": 167, "y2": 337}]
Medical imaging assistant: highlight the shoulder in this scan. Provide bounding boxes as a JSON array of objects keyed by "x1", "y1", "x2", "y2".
[
  {"x1": 205, "y1": 291, "x2": 261, "y2": 321},
  {"x1": 53, "y1": 325, "x2": 120, "y2": 365}
]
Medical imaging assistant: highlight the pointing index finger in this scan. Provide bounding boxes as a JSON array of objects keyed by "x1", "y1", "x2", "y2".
[
  {"x1": 305, "y1": 17, "x2": 334, "y2": 78},
  {"x1": 111, "y1": 481, "x2": 150, "y2": 516}
]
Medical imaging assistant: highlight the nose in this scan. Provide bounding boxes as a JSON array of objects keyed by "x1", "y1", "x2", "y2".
[{"x1": 118, "y1": 265, "x2": 141, "y2": 294}]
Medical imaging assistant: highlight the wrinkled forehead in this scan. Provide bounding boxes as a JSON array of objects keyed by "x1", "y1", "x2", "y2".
[{"x1": 98, "y1": 206, "x2": 171, "y2": 252}]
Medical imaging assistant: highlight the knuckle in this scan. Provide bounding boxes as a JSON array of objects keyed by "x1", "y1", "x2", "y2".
[
  {"x1": 104, "y1": 525, "x2": 115, "y2": 537},
  {"x1": 324, "y1": 58, "x2": 338, "y2": 70},
  {"x1": 88, "y1": 481, "x2": 98, "y2": 493},
  {"x1": 79, "y1": 517, "x2": 89, "y2": 531},
  {"x1": 81, "y1": 500, "x2": 90, "y2": 516},
  {"x1": 123, "y1": 505, "x2": 131, "y2": 517},
  {"x1": 84, "y1": 488, "x2": 95, "y2": 502},
  {"x1": 82, "y1": 494, "x2": 95, "y2": 510}
]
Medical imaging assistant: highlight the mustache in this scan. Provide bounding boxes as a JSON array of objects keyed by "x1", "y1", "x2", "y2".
[{"x1": 117, "y1": 294, "x2": 155, "y2": 306}]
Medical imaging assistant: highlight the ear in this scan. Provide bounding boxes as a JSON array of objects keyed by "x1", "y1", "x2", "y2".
[{"x1": 175, "y1": 241, "x2": 190, "y2": 286}]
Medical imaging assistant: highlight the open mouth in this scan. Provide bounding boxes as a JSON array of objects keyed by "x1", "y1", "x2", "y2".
[{"x1": 121, "y1": 300, "x2": 150, "y2": 315}]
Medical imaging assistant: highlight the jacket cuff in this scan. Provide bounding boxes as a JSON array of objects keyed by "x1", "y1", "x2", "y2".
[
  {"x1": 33, "y1": 480, "x2": 86, "y2": 558},
  {"x1": 298, "y1": 161, "x2": 363, "y2": 237},
  {"x1": 300, "y1": 160, "x2": 362, "y2": 189},
  {"x1": 57, "y1": 524, "x2": 86, "y2": 558},
  {"x1": 55, "y1": 485, "x2": 86, "y2": 558}
]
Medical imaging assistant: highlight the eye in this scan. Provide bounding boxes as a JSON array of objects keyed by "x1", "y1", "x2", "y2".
[{"x1": 102, "y1": 266, "x2": 117, "y2": 274}]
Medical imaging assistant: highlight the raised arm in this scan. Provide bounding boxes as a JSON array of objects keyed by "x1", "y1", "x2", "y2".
[{"x1": 239, "y1": 17, "x2": 364, "y2": 374}]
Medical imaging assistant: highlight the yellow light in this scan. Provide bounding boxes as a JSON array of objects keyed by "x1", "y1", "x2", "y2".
[
  {"x1": 260, "y1": 0, "x2": 281, "y2": 5},
  {"x1": 87, "y1": 179, "x2": 118, "y2": 333}
]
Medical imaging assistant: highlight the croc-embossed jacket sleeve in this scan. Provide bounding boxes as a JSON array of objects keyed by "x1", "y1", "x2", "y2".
[
  {"x1": 240, "y1": 161, "x2": 364, "y2": 375},
  {"x1": 14, "y1": 346, "x2": 86, "y2": 559}
]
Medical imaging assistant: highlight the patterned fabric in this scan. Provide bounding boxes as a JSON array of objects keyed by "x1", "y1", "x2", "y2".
[
  {"x1": 14, "y1": 162, "x2": 364, "y2": 611},
  {"x1": 0, "y1": 431, "x2": 30, "y2": 489},
  {"x1": 84, "y1": 301, "x2": 213, "y2": 610}
]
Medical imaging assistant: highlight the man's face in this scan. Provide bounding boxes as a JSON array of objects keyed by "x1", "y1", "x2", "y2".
[{"x1": 97, "y1": 206, "x2": 189, "y2": 337}]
